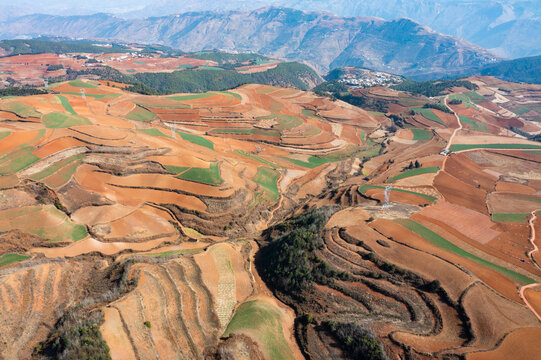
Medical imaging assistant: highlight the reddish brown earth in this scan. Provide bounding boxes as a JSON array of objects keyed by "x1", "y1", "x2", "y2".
[{"x1": 1, "y1": 76, "x2": 541, "y2": 360}]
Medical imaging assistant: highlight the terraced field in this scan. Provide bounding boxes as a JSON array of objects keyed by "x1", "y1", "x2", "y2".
[{"x1": 0, "y1": 76, "x2": 540, "y2": 360}]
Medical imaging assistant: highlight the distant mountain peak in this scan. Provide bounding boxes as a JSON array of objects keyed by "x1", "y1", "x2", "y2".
[{"x1": 0, "y1": 7, "x2": 498, "y2": 79}]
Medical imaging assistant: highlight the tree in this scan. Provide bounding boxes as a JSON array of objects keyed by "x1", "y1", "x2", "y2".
[{"x1": 414, "y1": 160, "x2": 420, "y2": 168}]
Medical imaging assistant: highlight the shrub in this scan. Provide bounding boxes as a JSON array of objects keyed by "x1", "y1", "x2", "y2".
[
  {"x1": 423, "y1": 102, "x2": 453, "y2": 114},
  {"x1": 325, "y1": 322, "x2": 388, "y2": 360},
  {"x1": 259, "y1": 208, "x2": 337, "y2": 294}
]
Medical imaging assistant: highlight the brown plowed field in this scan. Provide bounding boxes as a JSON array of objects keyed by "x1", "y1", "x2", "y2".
[
  {"x1": 434, "y1": 171, "x2": 488, "y2": 214},
  {"x1": 418, "y1": 202, "x2": 500, "y2": 244},
  {"x1": 524, "y1": 287, "x2": 541, "y2": 318},
  {"x1": 370, "y1": 219, "x2": 523, "y2": 301},
  {"x1": 461, "y1": 284, "x2": 539, "y2": 350},
  {"x1": 468, "y1": 327, "x2": 541, "y2": 360}
]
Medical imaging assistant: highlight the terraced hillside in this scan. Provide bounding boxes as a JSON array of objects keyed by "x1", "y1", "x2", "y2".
[{"x1": 1, "y1": 76, "x2": 540, "y2": 359}]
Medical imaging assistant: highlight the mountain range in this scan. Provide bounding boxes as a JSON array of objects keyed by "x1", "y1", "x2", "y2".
[
  {"x1": 1, "y1": 0, "x2": 540, "y2": 59},
  {"x1": 0, "y1": 8, "x2": 498, "y2": 80}
]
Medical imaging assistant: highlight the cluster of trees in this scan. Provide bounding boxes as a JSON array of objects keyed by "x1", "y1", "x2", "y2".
[
  {"x1": 188, "y1": 51, "x2": 271, "y2": 65},
  {"x1": 324, "y1": 321, "x2": 389, "y2": 360},
  {"x1": 35, "y1": 312, "x2": 111, "y2": 360},
  {"x1": 259, "y1": 208, "x2": 346, "y2": 293},
  {"x1": 449, "y1": 99, "x2": 463, "y2": 105},
  {"x1": 406, "y1": 160, "x2": 421, "y2": 169},
  {"x1": 0, "y1": 39, "x2": 129, "y2": 57},
  {"x1": 391, "y1": 79, "x2": 478, "y2": 97},
  {"x1": 423, "y1": 102, "x2": 453, "y2": 114},
  {"x1": 508, "y1": 126, "x2": 541, "y2": 142},
  {"x1": 480, "y1": 55, "x2": 541, "y2": 84},
  {"x1": 313, "y1": 80, "x2": 388, "y2": 112},
  {"x1": 133, "y1": 62, "x2": 320, "y2": 94},
  {"x1": 0, "y1": 87, "x2": 47, "y2": 97},
  {"x1": 46, "y1": 64, "x2": 64, "y2": 71}
]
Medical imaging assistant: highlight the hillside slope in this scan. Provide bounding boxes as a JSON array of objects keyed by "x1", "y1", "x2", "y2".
[{"x1": 0, "y1": 8, "x2": 497, "y2": 79}]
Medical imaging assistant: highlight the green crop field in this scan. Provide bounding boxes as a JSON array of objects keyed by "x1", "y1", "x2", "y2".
[
  {"x1": 178, "y1": 162, "x2": 223, "y2": 185},
  {"x1": 285, "y1": 145, "x2": 362, "y2": 169},
  {"x1": 302, "y1": 109, "x2": 319, "y2": 118},
  {"x1": 360, "y1": 129, "x2": 367, "y2": 143},
  {"x1": 459, "y1": 115, "x2": 488, "y2": 132},
  {"x1": 56, "y1": 95, "x2": 77, "y2": 115},
  {"x1": 272, "y1": 114, "x2": 303, "y2": 130},
  {"x1": 31, "y1": 154, "x2": 85, "y2": 181},
  {"x1": 369, "y1": 111, "x2": 386, "y2": 117},
  {"x1": 133, "y1": 60, "x2": 146, "y2": 65},
  {"x1": 68, "y1": 79, "x2": 98, "y2": 88},
  {"x1": 0, "y1": 101, "x2": 41, "y2": 118},
  {"x1": 164, "y1": 165, "x2": 189, "y2": 175},
  {"x1": 398, "y1": 97, "x2": 425, "y2": 107},
  {"x1": 464, "y1": 91, "x2": 485, "y2": 103},
  {"x1": 387, "y1": 166, "x2": 439, "y2": 183},
  {"x1": 61, "y1": 92, "x2": 121, "y2": 99},
  {"x1": 450, "y1": 143, "x2": 541, "y2": 151},
  {"x1": 492, "y1": 213, "x2": 530, "y2": 223},
  {"x1": 0, "y1": 147, "x2": 40, "y2": 175},
  {"x1": 145, "y1": 248, "x2": 203, "y2": 258},
  {"x1": 43, "y1": 158, "x2": 84, "y2": 189},
  {"x1": 235, "y1": 150, "x2": 281, "y2": 168},
  {"x1": 126, "y1": 105, "x2": 156, "y2": 122},
  {"x1": 254, "y1": 167, "x2": 280, "y2": 202},
  {"x1": 513, "y1": 106, "x2": 531, "y2": 115},
  {"x1": 137, "y1": 128, "x2": 169, "y2": 137},
  {"x1": 213, "y1": 91, "x2": 242, "y2": 100},
  {"x1": 0, "y1": 253, "x2": 29, "y2": 267},
  {"x1": 197, "y1": 66, "x2": 223, "y2": 71},
  {"x1": 448, "y1": 94, "x2": 478, "y2": 109},
  {"x1": 42, "y1": 112, "x2": 91, "y2": 128},
  {"x1": 411, "y1": 128, "x2": 432, "y2": 140},
  {"x1": 413, "y1": 107, "x2": 447, "y2": 126},
  {"x1": 0, "y1": 132, "x2": 10, "y2": 141},
  {"x1": 304, "y1": 126, "x2": 322, "y2": 137},
  {"x1": 184, "y1": 227, "x2": 204, "y2": 238},
  {"x1": 176, "y1": 131, "x2": 214, "y2": 150},
  {"x1": 168, "y1": 93, "x2": 215, "y2": 101},
  {"x1": 512, "y1": 195, "x2": 541, "y2": 204},
  {"x1": 395, "y1": 219, "x2": 534, "y2": 284},
  {"x1": 357, "y1": 143, "x2": 382, "y2": 159},
  {"x1": 0, "y1": 205, "x2": 87, "y2": 242},
  {"x1": 358, "y1": 184, "x2": 437, "y2": 202},
  {"x1": 210, "y1": 128, "x2": 280, "y2": 137},
  {"x1": 224, "y1": 300, "x2": 294, "y2": 360}
]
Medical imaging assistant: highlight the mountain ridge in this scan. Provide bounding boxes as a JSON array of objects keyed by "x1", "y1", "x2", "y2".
[{"x1": 0, "y1": 7, "x2": 498, "y2": 79}]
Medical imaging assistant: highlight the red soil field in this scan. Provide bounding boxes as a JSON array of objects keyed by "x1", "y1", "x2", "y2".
[
  {"x1": 495, "y1": 181, "x2": 536, "y2": 194},
  {"x1": 418, "y1": 202, "x2": 500, "y2": 244},
  {"x1": 433, "y1": 171, "x2": 488, "y2": 214},
  {"x1": 468, "y1": 327, "x2": 541, "y2": 360},
  {"x1": 370, "y1": 219, "x2": 523, "y2": 302}
]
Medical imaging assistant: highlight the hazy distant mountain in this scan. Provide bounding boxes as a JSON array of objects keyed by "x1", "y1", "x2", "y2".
[
  {"x1": 0, "y1": 8, "x2": 497, "y2": 80},
  {"x1": 2, "y1": 0, "x2": 539, "y2": 58},
  {"x1": 112, "y1": 0, "x2": 541, "y2": 59}
]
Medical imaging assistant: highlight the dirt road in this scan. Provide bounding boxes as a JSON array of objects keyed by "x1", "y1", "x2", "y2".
[
  {"x1": 444, "y1": 96, "x2": 463, "y2": 152},
  {"x1": 519, "y1": 209, "x2": 541, "y2": 322}
]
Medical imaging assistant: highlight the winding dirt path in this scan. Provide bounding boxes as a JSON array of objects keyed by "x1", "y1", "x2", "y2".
[
  {"x1": 519, "y1": 209, "x2": 541, "y2": 322},
  {"x1": 444, "y1": 96, "x2": 462, "y2": 153}
]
